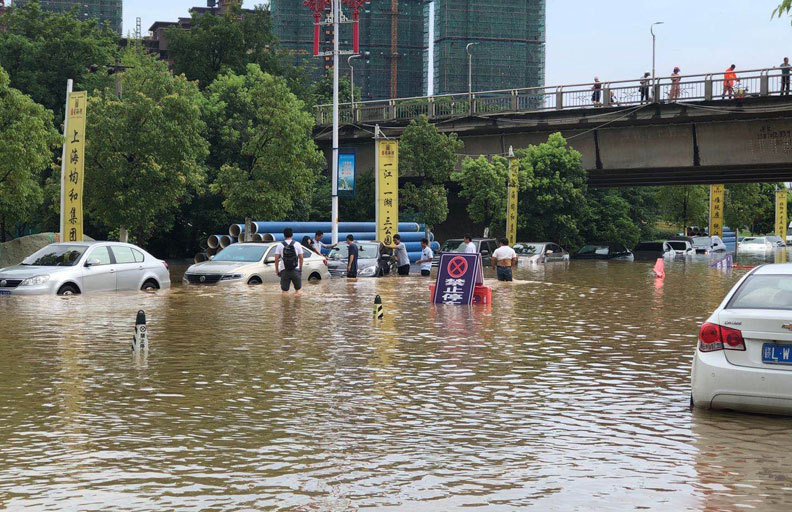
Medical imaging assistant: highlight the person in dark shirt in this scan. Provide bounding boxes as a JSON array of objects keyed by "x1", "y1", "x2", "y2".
[{"x1": 346, "y1": 234, "x2": 358, "y2": 278}]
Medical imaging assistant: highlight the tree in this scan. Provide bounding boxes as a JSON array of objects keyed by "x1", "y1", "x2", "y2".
[
  {"x1": 655, "y1": 185, "x2": 709, "y2": 231},
  {"x1": 774, "y1": 1, "x2": 792, "y2": 20},
  {"x1": 399, "y1": 116, "x2": 464, "y2": 228},
  {"x1": 165, "y1": 6, "x2": 281, "y2": 89},
  {"x1": 584, "y1": 189, "x2": 642, "y2": 249},
  {"x1": 451, "y1": 155, "x2": 510, "y2": 231},
  {"x1": 205, "y1": 64, "x2": 324, "y2": 220},
  {"x1": 84, "y1": 48, "x2": 209, "y2": 243},
  {"x1": 0, "y1": 66, "x2": 60, "y2": 241},
  {"x1": 515, "y1": 133, "x2": 588, "y2": 249},
  {"x1": 0, "y1": 1, "x2": 118, "y2": 118}
]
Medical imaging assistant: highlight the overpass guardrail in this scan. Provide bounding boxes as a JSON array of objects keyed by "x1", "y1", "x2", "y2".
[{"x1": 315, "y1": 67, "x2": 791, "y2": 126}]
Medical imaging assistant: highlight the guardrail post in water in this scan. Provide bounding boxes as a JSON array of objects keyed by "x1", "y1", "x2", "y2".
[
  {"x1": 705, "y1": 76, "x2": 713, "y2": 101},
  {"x1": 760, "y1": 71, "x2": 769, "y2": 96}
]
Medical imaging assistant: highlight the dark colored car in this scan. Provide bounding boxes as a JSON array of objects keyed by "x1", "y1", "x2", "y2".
[
  {"x1": 327, "y1": 241, "x2": 395, "y2": 277},
  {"x1": 572, "y1": 242, "x2": 634, "y2": 261},
  {"x1": 432, "y1": 238, "x2": 497, "y2": 267},
  {"x1": 632, "y1": 241, "x2": 672, "y2": 261}
]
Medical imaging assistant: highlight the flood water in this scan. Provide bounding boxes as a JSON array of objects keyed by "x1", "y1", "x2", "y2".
[{"x1": 2, "y1": 253, "x2": 792, "y2": 511}]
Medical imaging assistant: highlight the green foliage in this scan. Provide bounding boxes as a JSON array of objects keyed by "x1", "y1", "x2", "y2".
[
  {"x1": 774, "y1": 0, "x2": 792, "y2": 19},
  {"x1": 726, "y1": 183, "x2": 779, "y2": 233},
  {"x1": 655, "y1": 185, "x2": 709, "y2": 231},
  {"x1": 84, "y1": 48, "x2": 209, "y2": 243},
  {"x1": 452, "y1": 155, "x2": 510, "y2": 231},
  {"x1": 206, "y1": 64, "x2": 324, "y2": 220},
  {"x1": 400, "y1": 116, "x2": 464, "y2": 181},
  {"x1": 0, "y1": 1, "x2": 118, "y2": 118},
  {"x1": 339, "y1": 170, "x2": 375, "y2": 221},
  {"x1": 0, "y1": 66, "x2": 61, "y2": 240},
  {"x1": 515, "y1": 133, "x2": 588, "y2": 249},
  {"x1": 400, "y1": 182, "x2": 449, "y2": 227},
  {"x1": 165, "y1": 6, "x2": 281, "y2": 88},
  {"x1": 398, "y1": 116, "x2": 464, "y2": 227},
  {"x1": 584, "y1": 189, "x2": 641, "y2": 249}
]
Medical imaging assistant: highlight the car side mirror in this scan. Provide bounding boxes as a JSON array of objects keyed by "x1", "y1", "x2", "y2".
[{"x1": 85, "y1": 258, "x2": 101, "y2": 267}]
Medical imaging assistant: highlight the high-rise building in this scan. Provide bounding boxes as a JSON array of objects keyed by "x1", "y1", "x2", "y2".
[
  {"x1": 271, "y1": 0, "x2": 426, "y2": 101},
  {"x1": 433, "y1": 0, "x2": 545, "y2": 95},
  {"x1": 13, "y1": 0, "x2": 123, "y2": 34}
]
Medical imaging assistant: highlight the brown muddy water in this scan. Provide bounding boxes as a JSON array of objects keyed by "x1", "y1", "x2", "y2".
[{"x1": 2, "y1": 253, "x2": 792, "y2": 511}]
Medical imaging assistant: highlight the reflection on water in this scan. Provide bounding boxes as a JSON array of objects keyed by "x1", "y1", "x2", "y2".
[{"x1": 1, "y1": 252, "x2": 791, "y2": 510}]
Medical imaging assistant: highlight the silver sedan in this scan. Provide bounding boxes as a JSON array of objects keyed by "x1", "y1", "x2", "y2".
[{"x1": 0, "y1": 242, "x2": 171, "y2": 295}]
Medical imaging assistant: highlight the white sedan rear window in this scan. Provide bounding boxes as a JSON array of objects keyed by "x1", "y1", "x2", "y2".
[{"x1": 728, "y1": 275, "x2": 792, "y2": 310}]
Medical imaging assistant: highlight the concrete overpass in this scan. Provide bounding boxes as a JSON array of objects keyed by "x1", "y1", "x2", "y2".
[{"x1": 313, "y1": 68, "x2": 792, "y2": 187}]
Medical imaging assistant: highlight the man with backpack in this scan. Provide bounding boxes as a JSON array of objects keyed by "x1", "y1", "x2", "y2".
[{"x1": 273, "y1": 227, "x2": 305, "y2": 294}]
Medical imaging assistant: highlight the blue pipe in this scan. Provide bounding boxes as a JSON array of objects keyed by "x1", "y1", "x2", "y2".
[
  {"x1": 261, "y1": 232, "x2": 432, "y2": 243},
  {"x1": 248, "y1": 221, "x2": 422, "y2": 235}
]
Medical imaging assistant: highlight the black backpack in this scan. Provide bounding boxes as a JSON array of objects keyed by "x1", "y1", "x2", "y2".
[{"x1": 282, "y1": 241, "x2": 298, "y2": 270}]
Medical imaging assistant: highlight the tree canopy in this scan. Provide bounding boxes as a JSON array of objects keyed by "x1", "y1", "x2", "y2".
[
  {"x1": 206, "y1": 64, "x2": 324, "y2": 220},
  {"x1": 0, "y1": 66, "x2": 61, "y2": 241},
  {"x1": 0, "y1": 1, "x2": 118, "y2": 118},
  {"x1": 84, "y1": 48, "x2": 209, "y2": 243}
]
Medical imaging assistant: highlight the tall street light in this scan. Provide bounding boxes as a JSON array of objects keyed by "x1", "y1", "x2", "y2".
[
  {"x1": 348, "y1": 54, "x2": 361, "y2": 105},
  {"x1": 651, "y1": 22, "x2": 664, "y2": 87},
  {"x1": 466, "y1": 42, "x2": 478, "y2": 97}
]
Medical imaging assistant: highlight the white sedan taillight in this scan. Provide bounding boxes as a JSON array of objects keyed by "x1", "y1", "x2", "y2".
[{"x1": 699, "y1": 322, "x2": 746, "y2": 352}]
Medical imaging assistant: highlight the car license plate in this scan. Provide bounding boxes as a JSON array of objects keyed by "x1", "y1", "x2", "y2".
[
  {"x1": 0, "y1": 290, "x2": 10, "y2": 295},
  {"x1": 762, "y1": 343, "x2": 792, "y2": 365}
]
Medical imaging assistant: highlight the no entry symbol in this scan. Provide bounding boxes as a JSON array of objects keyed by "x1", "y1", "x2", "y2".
[{"x1": 448, "y1": 257, "x2": 468, "y2": 278}]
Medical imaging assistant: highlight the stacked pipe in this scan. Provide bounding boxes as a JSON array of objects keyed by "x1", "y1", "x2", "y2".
[{"x1": 223, "y1": 221, "x2": 439, "y2": 262}]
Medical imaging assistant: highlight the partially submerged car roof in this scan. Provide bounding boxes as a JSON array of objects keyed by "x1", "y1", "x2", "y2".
[{"x1": 752, "y1": 263, "x2": 792, "y2": 275}]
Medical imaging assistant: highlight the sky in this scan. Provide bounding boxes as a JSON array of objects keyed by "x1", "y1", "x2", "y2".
[{"x1": 121, "y1": 0, "x2": 792, "y2": 87}]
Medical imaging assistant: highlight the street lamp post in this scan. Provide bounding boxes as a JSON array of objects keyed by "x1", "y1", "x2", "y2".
[
  {"x1": 651, "y1": 21, "x2": 664, "y2": 101},
  {"x1": 348, "y1": 54, "x2": 360, "y2": 105},
  {"x1": 466, "y1": 42, "x2": 477, "y2": 97}
]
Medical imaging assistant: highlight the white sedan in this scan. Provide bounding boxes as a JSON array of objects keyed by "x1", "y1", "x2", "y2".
[
  {"x1": 183, "y1": 243, "x2": 330, "y2": 286},
  {"x1": 692, "y1": 263, "x2": 792, "y2": 415}
]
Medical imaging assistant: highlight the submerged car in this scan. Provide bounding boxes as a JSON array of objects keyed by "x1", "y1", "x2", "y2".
[
  {"x1": 327, "y1": 241, "x2": 395, "y2": 277},
  {"x1": 691, "y1": 235, "x2": 727, "y2": 255},
  {"x1": 514, "y1": 242, "x2": 570, "y2": 264},
  {"x1": 0, "y1": 242, "x2": 170, "y2": 295},
  {"x1": 766, "y1": 235, "x2": 786, "y2": 248},
  {"x1": 632, "y1": 241, "x2": 673, "y2": 261},
  {"x1": 739, "y1": 237, "x2": 775, "y2": 252},
  {"x1": 572, "y1": 242, "x2": 634, "y2": 261},
  {"x1": 691, "y1": 263, "x2": 792, "y2": 415},
  {"x1": 183, "y1": 242, "x2": 329, "y2": 286},
  {"x1": 432, "y1": 238, "x2": 497, "y2": 267}
]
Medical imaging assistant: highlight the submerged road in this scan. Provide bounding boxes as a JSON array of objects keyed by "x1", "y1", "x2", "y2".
[{"x1": 0, "y1": 253, "x2": 789, "y2": 510}]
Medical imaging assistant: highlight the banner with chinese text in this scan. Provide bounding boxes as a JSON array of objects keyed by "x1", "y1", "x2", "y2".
[
  {"x1": 708, "y1": 184, "x2": 724, "y2": 238},
  {"x1": 61, "y1": 91, "x2": 87, "y2": 242},
  {"x1": 776, "y1": 189, "x2": 788, "y2": 242},
  {"x1": 338, "y1": 148, "x2": 356, "y2": 198},
  {"x1": 506, "y1": 157, "x2": 519, "y2": 245},
  {"x1": 376, "y1": 140, "x2": 398, "y2": 245}
]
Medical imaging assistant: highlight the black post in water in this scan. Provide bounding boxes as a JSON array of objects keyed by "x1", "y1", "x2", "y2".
[
  {"x1": 132, "y1": 310, "x2": 147, "y2": 351},
  {"x1": 373, "y1": 295, "x2": 384, "y2": 320}
]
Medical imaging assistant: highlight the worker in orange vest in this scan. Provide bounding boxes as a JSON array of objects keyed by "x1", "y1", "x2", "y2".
[{"x1": 722, "y1": 64, "x2": 739, "y2": 99}]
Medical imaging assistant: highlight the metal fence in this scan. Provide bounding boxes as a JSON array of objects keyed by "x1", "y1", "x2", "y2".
[{"x1": 315, "y1": 67, "x2": 792, "y2": 126}]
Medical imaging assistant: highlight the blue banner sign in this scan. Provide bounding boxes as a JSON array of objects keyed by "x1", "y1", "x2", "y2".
[
  {"x1": 338, "y1": 148, "x2": 356, "y2": 198},
  {"x1": 433, "y1": 253, "x2": 483, "y2": 305}
]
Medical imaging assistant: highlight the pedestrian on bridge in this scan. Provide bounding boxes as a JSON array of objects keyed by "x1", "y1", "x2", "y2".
[
  {"x1": 723, "y1": 65, "x2": 739, "y2": 99},
  {"x1": 781, "y1": 57, "x2": 790, "y2": 96},
  {"x1": 591, "y1": 77, "x2": 602, "y2": 106},
  {"x1": 640, "y1": 72, "x2": 651, "y2": 103},
  {"x1": 669, "y1": 67, "x2": 681, "y2": 102}
]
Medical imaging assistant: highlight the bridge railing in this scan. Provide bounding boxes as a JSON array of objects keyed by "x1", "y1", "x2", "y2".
[{"x1": 315, "y1": 67, "x2": 788, "y2": 126}]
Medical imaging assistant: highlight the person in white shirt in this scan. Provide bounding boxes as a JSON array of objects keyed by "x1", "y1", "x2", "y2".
[
  {"x1": 464, "y1": 235, "x2": 477, "y2": 254},
  {"x1": 384, "y1": 234, "x2": 411, "y2": 275},
  {"x1": 312, "y1": 230, "x2": 337, "y2": 256},
  {"x1": 416, "y1": 238, "x2": 434, "y2": 276},
  {"x1": 273, "y1": 228, "x2": 305, "y2": 294},
  {"x1": 491, "y1": 238, "x2": 518, "y2": 282}
]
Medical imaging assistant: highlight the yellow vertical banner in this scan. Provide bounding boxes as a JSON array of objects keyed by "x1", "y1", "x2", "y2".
[
  {"x1": 709, "y1": 184, "x2": 724, "y2": 238},
  {"x1": 60, "y1": 91, "x2": 87, "y2": 242},
  {"x1": 506, "y1": 157, "x2": 519, "y2": 245},
  {"x1": 376, "y1": 140, "x2": 399, "y2": 245},
  {"x1": 776, "y1": 189, "x2": 788, "y2": 242}
]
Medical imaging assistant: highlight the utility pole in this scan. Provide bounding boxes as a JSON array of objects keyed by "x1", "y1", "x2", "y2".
[
  {"x1": 651, "y1": 22, "x2": 664, "y2": 102},
  {"x1": 331, "y1": 0, "x2": 340, "y2": 244},
  {"x1": 348, "y1": 54, "x2": 361, "y2": 104},
  {"x1": 390, "y1": 0, "x2": 398, "y2": 98}
]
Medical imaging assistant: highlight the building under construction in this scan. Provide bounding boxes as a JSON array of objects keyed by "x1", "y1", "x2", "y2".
[
  {"x1": 272, "y1": 0, "x2": 425, "y2": 101},
  {"x1": 433, "y1": 0, "x2": 545, "y2": 95},
  {"x1": 13, "y1": 0, "x2": 123, "y2": 33}
]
